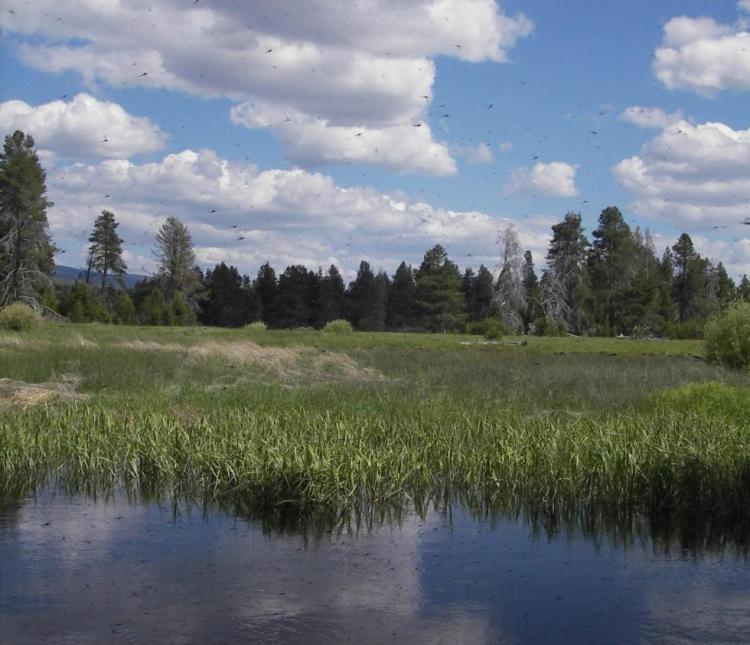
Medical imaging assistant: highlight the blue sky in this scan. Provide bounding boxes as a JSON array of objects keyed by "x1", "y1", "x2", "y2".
[{"x1": 1, "y1": 0, "x2": 748, "y2": 278}]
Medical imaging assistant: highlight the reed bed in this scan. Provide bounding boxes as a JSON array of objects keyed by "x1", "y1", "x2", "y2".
[{"x1": 3, "y1": 401, "x2": 749, "y2": 524}]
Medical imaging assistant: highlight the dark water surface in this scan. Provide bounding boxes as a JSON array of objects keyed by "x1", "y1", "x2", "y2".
[{"x1": 2, "y1": 493, "x2": 750, "y2": 644}]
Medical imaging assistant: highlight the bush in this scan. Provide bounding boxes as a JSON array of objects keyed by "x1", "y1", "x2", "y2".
[
  {"x1": 0, "y1": 302, "x2": 41, "y2": 331},
  {"x1": 533, "y1": 316, "x2": 565, "y2": 337},
  {"x1": 704, "y1": 302, "x2": 750, "y2": 370},
  {"x1": 466, "y1": 317, "x2": 508, "y2": 339},
  {"x1": 482, "y1": 318, "x2": 505, "y2": 340},
  {"x1": 245, "y1": 321, "x2": 267, "y2": 331},
  {"x1": 323, "y1": 319, "x2": 353, "y2": 334}
]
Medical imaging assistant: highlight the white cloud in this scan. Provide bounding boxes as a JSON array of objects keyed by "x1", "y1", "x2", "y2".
[
  {"x1": 0, "y1": 94, "x2": 166, "y2": 159},
  {"x1": 230, "y1": 102, "x2": 456, "y2": 175},
  {"x1": 46, "y1": 148, "x2": 549, "y2": 277},
  {"x1": 1, "y1": 0, "x2": 532, "y2": 173},
  {"x1": 653, "y1": 15, "x2": 750, "y2": 95},
  {"x1": 620, "y1": 106, "x2": 684, "y2": 129},
  {"x1": 613, "y1": 117, "x2": 750, "y2": 226},
  {"x1": 450, "y1": 141, "x2": 495, "y2": 165},
  {"x1": 740, "y1": 1, "x2": 750, "y2": 13},
  {"x1": 502, "y1": 161, "x2": 579, "y2": 197}
]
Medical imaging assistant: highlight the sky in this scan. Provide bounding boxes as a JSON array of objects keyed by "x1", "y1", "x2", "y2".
[{"x1": 1, "y1": 0, "x2": 749, "y2": 280}]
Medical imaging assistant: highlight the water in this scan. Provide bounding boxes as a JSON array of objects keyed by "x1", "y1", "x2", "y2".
[{"x1": 2, "y1": 492, "x2": 749, "y2": 644}]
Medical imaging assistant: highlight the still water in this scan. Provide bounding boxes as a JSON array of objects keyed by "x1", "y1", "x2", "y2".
[{"x1": 2, "y1": 492, "x2": 749, "y2": 644}]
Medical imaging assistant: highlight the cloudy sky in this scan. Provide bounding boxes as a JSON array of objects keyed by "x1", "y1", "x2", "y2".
[{"x1": 1, "y1": 0, "x2": 749, "y2": 279}]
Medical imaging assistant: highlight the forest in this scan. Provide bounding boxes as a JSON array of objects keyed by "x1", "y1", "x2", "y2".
[{"x1": 2, "y1": 129, "x2": 748, "y2": 338}]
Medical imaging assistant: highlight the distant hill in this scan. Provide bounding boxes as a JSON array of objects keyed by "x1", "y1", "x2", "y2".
[{"x1": 53, "y1": 265, "x2": 149, "y2": 290}]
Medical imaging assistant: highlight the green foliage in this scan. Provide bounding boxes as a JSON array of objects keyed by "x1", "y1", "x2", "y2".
[
  {"x1": 649, "y1": 382, "x2": 750, "y2": 422},
  {"x1": 323, "y1": 318, "x2": 353, "y2": 334},
  {"x1": 171, "y1": 291, "x2": 195, "y2": 325},
  {"x1": 704, "y1": 302, "x2": 750, "y2": 370},
  {"x1": 113, "y1": 291, "x2": 135, "y2": 325},
  {"x1": 465, "y1": 317, "x2": 507, "y2": 339},
  {"x1": 415, "y1": 244, "x2": 465, "y2": 332},
  {"x1": 0, "y1": 301, "x2": 41, "y2": 330},
  {"x1": 245, "y1": 321, "x2": 267, "y2": 331},
  {"x1": 0, "y1": 130, "x2": 55, "y2": 306},
  {"x1": 534, "y1": 316, "x2": 566, "y2": 337},
  {"x1": 138, "y1": 287, "x2": 171, "y2": 326},
  {"x1": 64, "y1": 282, "x2": 110, "y2": 323},
  {"x1": 87, "y1": 210, "x2": 126, "y2": 288}
]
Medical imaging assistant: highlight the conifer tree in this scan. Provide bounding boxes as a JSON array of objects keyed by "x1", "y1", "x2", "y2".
[
  {"x1": 0, "y1": 131, "x2": 56, "y2": 306},
  {"x1": 414, "y1": 245, "x2": 465, "y2": 332},
  {"x1": 87, "y1": 210, "x2": 127, "y2": 289}
]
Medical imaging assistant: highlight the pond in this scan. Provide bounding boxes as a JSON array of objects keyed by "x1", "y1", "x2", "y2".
[{"x1": 2, "y1": 492, "x2": 749, "y2": 644}]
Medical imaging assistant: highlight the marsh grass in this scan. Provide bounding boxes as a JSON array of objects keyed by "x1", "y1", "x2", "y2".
[{"x1": 1, "y1": 324, "x2": 749, "y2": 530}]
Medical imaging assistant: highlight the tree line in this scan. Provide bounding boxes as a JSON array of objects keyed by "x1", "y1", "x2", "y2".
[{"x1": 2, "y1": 129, "x2": 748, "y2": 337}]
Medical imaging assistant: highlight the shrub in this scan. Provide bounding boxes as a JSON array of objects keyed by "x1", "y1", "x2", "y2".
[
  {"x1": 323, "y1": 319, "x2": 353, "y2": 334},
  {"x1": 533, "y1": 316, "x2": 565, "y2": 337},
  {"x1": 0, "y1": 302, "x2": 41, "y2": 331},
  {"x1": 704, "y1": 301, "x2": 750, "y2": 370},
  {"x1": 245, "y1": 321, "x2": 267, "y2": 331},
  {"x1": 482, "y1": 318, "x2": 505, "y2": 340}
]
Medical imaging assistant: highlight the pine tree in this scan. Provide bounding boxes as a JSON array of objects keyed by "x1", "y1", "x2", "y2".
[
  {"x1": 521, "y1": 251, "x2": 540, "y2": 332},
  {"x1": 671, "y1": 233, "x2": 705, "y2": 323},
  {"x1": 275, "y1": 265, "x2": 313, "y2": 328},
  {"x1": 387, "y1": 261, "x2": 417, "y2": 329},
  {"x1": 541, "y1": 212, "x2": 590, "y2": 334},
  {"x1": 319, "y1": 264, "x2": 346, "y2": 324},
  {"x1": 199, "y1": 262, "x2": 257, "y2": 327},
  {"x1": 255, "y1": 262, "x2": 278, "y2": 326},
  {"x1": 588, "y1": 206, "x2": 636, "y2": 334},
  {"x1": 414, "y1": 245, "x2": 465, "y2": 332},
  {"x1": 0, "y1": 130, "x2": 56, "y2": 306},
  {"x1": 346, "y1": 261, "x2": 387, "y2": 331},
  {"x1": 153, "y1": 216, "x2": 200, "y2": 302},
  {"x1": 87, "y1": 209, "x2": 127, "y2": 289}
]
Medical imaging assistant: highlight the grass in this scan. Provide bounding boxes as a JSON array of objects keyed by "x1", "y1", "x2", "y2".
[{"x1": 1, "y1": 323, "x2": 749, "y2": 534}]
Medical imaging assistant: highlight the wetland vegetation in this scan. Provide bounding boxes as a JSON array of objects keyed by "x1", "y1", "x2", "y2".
[{"x1": 2, "y1": 324, "x2": 749, "y2": 543}]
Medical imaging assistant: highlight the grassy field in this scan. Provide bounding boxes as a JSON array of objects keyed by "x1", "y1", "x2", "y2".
[{"x1": 1, "y1": 323, "x2": 749, "y2": 536}]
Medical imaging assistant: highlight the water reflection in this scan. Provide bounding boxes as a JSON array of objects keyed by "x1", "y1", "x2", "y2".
[{"x1": 1, "y1": 492, "x2": 749, "y2": 644}]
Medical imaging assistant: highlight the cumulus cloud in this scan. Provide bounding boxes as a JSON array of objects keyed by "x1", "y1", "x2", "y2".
[
  {"x1": 450, "y1": 142, "x2": 494, "y2": 165},
  {"x1": 502, "y1": 161, "x2": 579, "y2": 197},
  {"x1": 653, "y1": 14, "x2": 750, "y2": 95},
  {"x1": 0, "y1": 94, "x2": 166, "y2": 159},
  {"x1": 46, "y1": 148, "x2": 549, "y2": 277},
  {"x1": 230, "y1": 102, "x2": 456, "y2": 175},
  {"x1": 620, "y1": 106, "x2": 684, "y2": 129},
  {"x1": 613, "y1": 117, "x2": 750, "y2": 229},
  {"x1": 740, "y1": 1, "x2": 750, "y2": 13},
  {"x1": 1, "y1": 0, "x2": 532, "y2": 173}
]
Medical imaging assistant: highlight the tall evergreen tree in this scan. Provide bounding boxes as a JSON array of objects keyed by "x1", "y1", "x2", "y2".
[
  {"x1": 387, "y1": 261, "x2": 417, "y2": 330},
  {"x1": 346, "y1": 260, "x2": 387, "y2": 331},
  {"x1": 739, "y1": 275, "x2": 750, "y2": 303},
  {"x1": 541, "y1": 212, "x2": 590, "y2": 334},
  {"x1": 0, "y1": 131, "x2": 55, "y2": 306},
  {"x1": 199, "y1": 262, "x2": 259, "y2": 327},
  {"x1": 153, "y1": 216, "x2": 201, "y2": 302},
  {"x1": 319, "y1": 264, "x2": 346, "y2": 324},
  {"x1": 671, "y1": 233, "x2": 705, "y2": 323},
  {"x1": 414, "y1": 245, "x2": 465, "y2": 332},
  {"x1": 588, "y1": 206, "x2": 636, "y2": 334},
  {"x1": 254, "y1": 262, "x2": 278, "y2": 326},
  {"x1": 87, "y1": 210, "x2": 127, "y2": 289},
  {"x1": 521, "y1": 251, "x2": 540, "y2": 332},
  {"x1": 275, "y1": 265, "x2": 313, "y2": 328}
]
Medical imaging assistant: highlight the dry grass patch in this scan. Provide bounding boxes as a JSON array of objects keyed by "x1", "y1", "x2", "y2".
[
  {"x1": 0, "y1": 378, "x2": 85, "y2": 410},
  {"x1": 117, "y1": 339, "x2": 383, "y2": 383}
]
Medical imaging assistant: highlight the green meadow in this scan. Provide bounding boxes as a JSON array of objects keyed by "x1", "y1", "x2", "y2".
[{"x1": 2, "y1": 324, "x2": 749, "y2": 532}]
